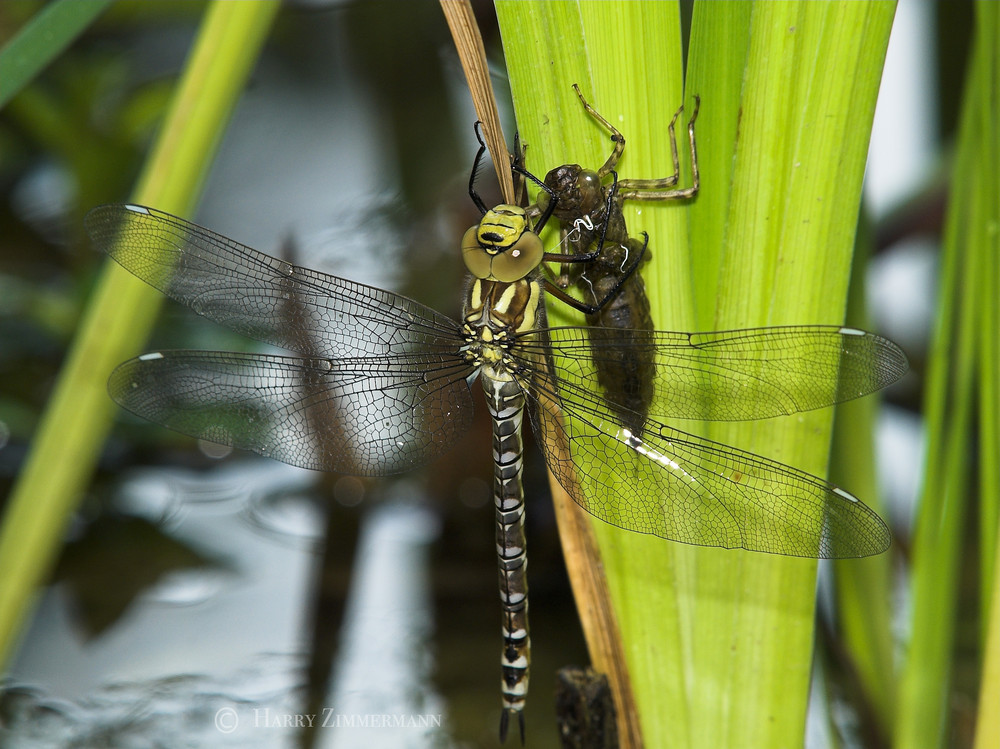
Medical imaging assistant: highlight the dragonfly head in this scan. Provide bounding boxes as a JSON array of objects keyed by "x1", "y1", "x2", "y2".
[{"x1": 462, "y1": 205, "x2": 543, "y2": 282}]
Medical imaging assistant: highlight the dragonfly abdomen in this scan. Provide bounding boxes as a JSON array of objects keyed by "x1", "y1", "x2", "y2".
[{"x1": 483, "y1": 374, "x2": 531, "y2": 742}]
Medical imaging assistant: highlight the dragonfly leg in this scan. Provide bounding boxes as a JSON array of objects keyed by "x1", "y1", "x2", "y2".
[
  {"x1": 467, "y1": 120, "x2": 558, "y2": 235},
  {"x1": 542, "y1": 231, "x2": 649, "y2": 315},
  {"x1": 499, "y1": 707, "x2": 526, "y2": 744},
  {"x1": 541, "y1": 172, "x2": 650, "y2": 316},
  {"x1": 512, "y1": 162, "x2": 557, "y2": 233},
  {"x1": 469, "y1": 122, "x2": 491, "y2": 214}
]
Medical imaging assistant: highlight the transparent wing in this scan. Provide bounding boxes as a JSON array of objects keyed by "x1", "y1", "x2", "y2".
[
  {"x1": 86, "y1": 204, "x2": 461, "y2": 358},
  {"x1": 520, "y1": 325, "x2": 908, "y2": 421},
  {"x1": 109, "y1": 350, "x2": 476, "y2": 475},
  {"x1": 526, "y1": 368, "x2": 889, "y2": 558}
]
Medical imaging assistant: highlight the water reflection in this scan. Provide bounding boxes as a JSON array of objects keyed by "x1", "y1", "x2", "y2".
[
  {"x1": 244, "y1": 488, "x2": 327, "y2": 550},
  {"x1": 144, "y1": 567, "x2": 230, "y2": 608},
  {"x1": 2, "y1": 655, "x2": 307, "y2": 748},
  {"x1": 6, "y1": 461, "x2": 454, "y2": 747},
  {"x1": 325, "y1": 497, "x2": 444, "y2": 749},
  {"x1": 332, "y1": 476, "x2": 367, "y2": 509}
]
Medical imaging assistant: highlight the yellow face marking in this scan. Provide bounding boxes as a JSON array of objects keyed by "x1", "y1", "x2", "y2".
[{"x1": 477, "y1": 206, "x2": 528, "y2": 251}]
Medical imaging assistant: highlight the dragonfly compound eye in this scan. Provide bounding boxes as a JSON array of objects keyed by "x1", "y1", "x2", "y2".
[
  {"x1": 489, "y1": 231, "x2": 543, "y2": 283},
  {"x1": 461, "y1": 225, "x2": 494, "y2": 279}
]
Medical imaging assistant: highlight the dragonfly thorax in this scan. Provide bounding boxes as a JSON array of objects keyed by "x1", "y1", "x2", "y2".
[
  {"x1": 461, "y1": 277, "x2": 543, "y2": 378},
  {"x1": 461, "y1": 205, "x2": 543, "y2": 283}
]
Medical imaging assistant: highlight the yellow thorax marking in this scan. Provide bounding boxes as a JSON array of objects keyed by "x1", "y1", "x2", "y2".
[
  {"x1": 519, "y1": 281, "x2": 539, "y2": 333},
  {"x1": 494, "y1": 284, "x2": 519, "y2": 315},
  {"x1": 470, "y1": 279, "x2": 483, "y2": 311}
]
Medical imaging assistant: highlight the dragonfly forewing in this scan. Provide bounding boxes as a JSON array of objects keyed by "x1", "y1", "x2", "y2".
[{"x1": 86, "y1": 204, "x2": 463, "y2": 358}]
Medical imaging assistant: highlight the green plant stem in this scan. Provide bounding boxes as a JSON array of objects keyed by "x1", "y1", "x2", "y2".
[{"x1": 0, "y1": 1, "x2": 279, "y2": 669}]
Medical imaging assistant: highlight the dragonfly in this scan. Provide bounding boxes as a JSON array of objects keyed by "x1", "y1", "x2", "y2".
[
  {"x1": 527, "y1": 84, "x2": 700, "y2": 435},
  {"x1": 89, "y1": 186, "x2": 905, "y2": 740}
]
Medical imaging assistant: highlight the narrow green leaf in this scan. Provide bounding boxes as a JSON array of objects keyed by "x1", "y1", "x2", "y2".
[
  {"x1": 0, "y1": 0, "x2": 113, "y2": 110},
  {"x1": 896, "y1": 2, "x2": 999, "y2": 746},
  {"x1": 974, "y1": 548, "x2": 1000, "y2": 749},
  {"x1": 829, "y1": 219, "x2": 896, "y2": 737},
  {"x1": 974, "y1": 0, "x2": 1000, "y2": 649},
  {"x1": 497, "y1": 1, "x2": 895, "y2": 746},
  {"x1": 685, "y1": 5, "x2": 895, "y2": 748}
]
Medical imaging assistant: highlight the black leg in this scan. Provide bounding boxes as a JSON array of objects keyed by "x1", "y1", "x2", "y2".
[
  {"x1": 543, "y1": 230, "x2": 648, "y2": 315},
  {"x1": 512, "y1": 162, "x2": 557, "y2": 233},
  {"x1": 468, "y1": 122, "x2": 490, "y2": 214}
]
